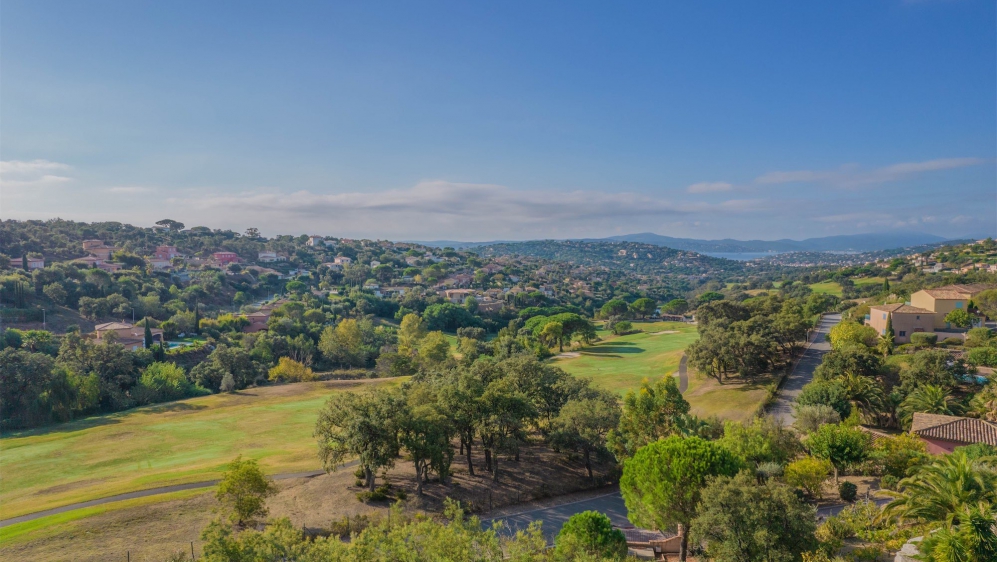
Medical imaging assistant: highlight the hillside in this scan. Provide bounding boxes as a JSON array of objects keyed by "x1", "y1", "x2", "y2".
[{"x1": 473, "y1": 239, "x2": 765, "y2": 278}]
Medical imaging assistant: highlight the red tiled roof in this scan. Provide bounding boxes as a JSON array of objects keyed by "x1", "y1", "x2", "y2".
[
  {"x1": 619, "y1": 528, "x2": 676, "y2": 544},
  {"x1": 911, "y1": 413, "x2": 997, "y2": 446}
]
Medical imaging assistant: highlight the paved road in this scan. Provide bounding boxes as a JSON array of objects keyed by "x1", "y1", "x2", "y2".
[
  {"x1": 0, "y1": 466, "x2": 351, "y2": 528},
  {"x1": 769, "y1": 313, "x2": 841, "y2": 425},
  {"x1": 484, "y1": 491, "x2": 630, "y2": 544}
]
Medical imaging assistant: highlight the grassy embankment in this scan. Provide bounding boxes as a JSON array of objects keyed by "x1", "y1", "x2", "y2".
[{"x1": 0, "y1": 378, "x2": 396, "y2": 521}]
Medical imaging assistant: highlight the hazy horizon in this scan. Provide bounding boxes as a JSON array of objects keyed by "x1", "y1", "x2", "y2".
[{"x1": 2, "y1": 2, "x2": 995, "y2": 240}]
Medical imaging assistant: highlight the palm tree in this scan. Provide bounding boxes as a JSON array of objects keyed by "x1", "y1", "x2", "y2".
[
  {"x1": 897, "y1": 385, "x2": 961, "y2": 429},
  {"x1": 882, "y1": 451, "x2": 997, "y2": 526},
  {"x1": 917, "y1": 502, "x2": 997, "y2": 562},
  {"x1": 839, "y1": 372, "x2": 887, "y2": 423}
]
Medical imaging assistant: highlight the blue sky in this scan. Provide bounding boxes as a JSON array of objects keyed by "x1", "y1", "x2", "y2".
[{"x1": 1, "y1": 1, "x2": 994, "y2": 240}]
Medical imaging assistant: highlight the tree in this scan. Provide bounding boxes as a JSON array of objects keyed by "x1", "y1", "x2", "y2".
[
  {"x1": 220, "y1": 372, "x2": 236, "y2": 392},
  {"x1": 806, "y1": 423, "x2": 871, "y2": 485},
  {"x1": 827, "y1": 320, "x2": 878, "y2": 349},
  {"x1": 553, "y1": 511, "x2": 628, "y2": 561},
  {"x1": 793, "y1": 404, "x2": 841, "y2": 434},
  {"x1": 873, "y1": 433, "x2": 928, "y2": 480},
  {"x1": 661, "y1": 298, "x2": 689, "y2": 315},
  {"x1": 900, "y1": 349, "x2": 960, "y2": 391},
  {"x1": 314, "y1": 389, "x2": 400, "y2": 491},
  {"x1": 438, "y1": 371, "x2": 485, "y2": 476},
  {"x1": 717, "y1": 417, "x2": 800, "y2": 466},
  {"x1": 244, "y1": 227, "x2": 260, "y2": 238},
  {"x1": 193, "y1": 305, "x2": 201, "y2": 335},
  {"x1": 697, "y1": 291, "x2": 725, "y2": 305},
  {"x1": 607, "y1": 376, "x2": 690, "y2": 460},
  {"x1": 691, "y1": 471, "x2": 818, "y2": 562},
  {"x1": 917, "y1": 501, "x2": 997, "y2": 562},
  {"x1": 630, "y1": 298, "x2": 657, "y2": 319},
  {"x1": 883, "y1": 277, "x2": 891, "y2": 294},
  {"x1": 784, "y1": 456, "x2": 831, "y2": 498},
  {"x1": 620, "y1": 435, "x2": 743, "y2": 561},
  {"x1": 417, "y1": 331, "x2": 451, "y2": 367},
  {"x1": 479, "y1": 377, "x2": 535, "y2": 481},
  {"x1": 550, "y1": 394, "x2": 621, "y2": 479},
  {"x1": 539, "y1": 321, "x2": 564, "y2": 351},
  {"x1": 600, "y1": 298, "x2": 630, "y2": 318},
  {"x1": 397, "y1": 313, "x2": 426, "y2": 356},
  {"x1": 138, "y1": 361, "x2": 201, "y2": 402},
  {"x1": 144, "y1": 320, "x2": 154, "y2": 349},
  {"x1": 398, "y1": 389, "x2": 455, "y2": 494},
  {"x1": 945, "y1": 308, "x2": 974, "y2": 329},
  {"x1": 898, "y1": 385, "x2": 961, "y2": 429},
  {"x1": 215, "y1": 456, "x2": 277, "y2": 526},
  {"x1": 883, "y1": 451, "x2": 997, "y2": 526},
  {"x1": 43, "y1": 282, "x2": 67, "y2": 305},
  {"x1": 796, "y1": 379, "x2": 852, "y2": 420},
  {"x1": 22, "y1": 254, "x2": 29, "y2": 271},
  {"x1": 975, "y1": 289, "x2": 997, "y2": 320},
  {"x1": 156, "y1": 219, "x2": 185, "y2": 232},
  {"x1": 267, "y1": 357, "x2": 316, "y2": 382},
  {"x1": 319, "y1": 319, "x2": 368, "y2": 368}
]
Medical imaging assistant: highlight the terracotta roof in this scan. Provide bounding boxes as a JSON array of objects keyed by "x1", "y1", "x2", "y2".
[
  {"x1": 911, "y1": 413, "x2": 997, "y2": 446},
  {"x1": 920, "y1": 289, "x2": 972, "y2": 300},
  {"x1": 94, "y1": 322, "x2": 135, "y2": 331},
  {"x1": 869, "y1": 304, "x2": 934, "y2": 315}
]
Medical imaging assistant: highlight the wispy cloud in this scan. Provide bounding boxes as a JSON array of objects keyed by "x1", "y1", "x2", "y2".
[
  {"x1": 0, "y1": 159, "x2": 74, "y2": 189},
  {"x1": 687, "y1": 181, "x2": 733, "y2": 193},
  {"x1": 103, "y1": 186, "x2": 154, "y2": 194},
  {"x1": 755, "y1": 157, "x2": 985, "y2": 188}
]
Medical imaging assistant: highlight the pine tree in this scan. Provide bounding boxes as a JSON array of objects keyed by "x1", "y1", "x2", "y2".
[{"x1": 144, "y1": 318, "x2": 154, "y2": 349}]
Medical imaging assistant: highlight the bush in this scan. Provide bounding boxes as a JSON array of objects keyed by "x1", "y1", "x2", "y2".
[
  {"x1": 554, "y1": 511, "x2": 628, "y2": 560},
  {"x1": 793, "y1": 404, "x2": 841, "y2": 434},
  {"x1": 356, "y1": 484, "x2": 392, "y2": 503},
  {"x1": 267, "y1": 357, "x2": 316, "y2": 382},
  {"x1": 880, "y1": 474, "x2": 898, "y2": 490},
  {"x1": 965, "y1": 327, "x2": 993, "y2": 348},
  {"x1": 967, "y1": 346, "x2": 997, "y2": 368},
  {"x1": 909, "y1": 332, "x2": 938, "y2": 348},
  {"x1": 940, "y1": 337, "x2": 964, "y2": 347},
  {"x1": 784, "y1": 457, "x2": 831, "y2": 498},
  {"x1": 838, "y1": 481, "x2": 857, "y2": 502},
  {"x1": 611, "y1": 320, "x2": 634, "y2": 335}
]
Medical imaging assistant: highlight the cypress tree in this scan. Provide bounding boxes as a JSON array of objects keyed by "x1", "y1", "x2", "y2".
[
  {"x1": 144, "y1": 318, "x2": 154, "y2": 349},
  {"x1": 884, "y1": 313, "x2": 894, "y2": 340},
  {"x1": 22, "y1": 255, "x2": 28, "y2": 271},
  {"x1": 193, "y1": 305, "x2": 200, "y2": 335},
  {"x1": 882, "y1": 278, "x2": 890, "y2": 294}
]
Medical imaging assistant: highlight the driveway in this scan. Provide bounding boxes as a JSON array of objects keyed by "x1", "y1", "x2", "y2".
[{"x1": 769, "y1": 313, "x2": 841, "y2": 425}]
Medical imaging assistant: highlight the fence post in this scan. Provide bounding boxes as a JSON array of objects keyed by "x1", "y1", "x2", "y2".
[{"x1": 191, "y1": 541, "x2": 196, "y2": 560}]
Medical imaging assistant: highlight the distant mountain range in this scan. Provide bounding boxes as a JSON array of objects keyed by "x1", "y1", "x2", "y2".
[{"x1": 413, "y1": 231, "x2": 963, "y2": 254}]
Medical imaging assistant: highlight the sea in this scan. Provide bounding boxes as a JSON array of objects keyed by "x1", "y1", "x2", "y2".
[{"x1": 701, "y1": 252, "x2": 787, "y2": 261}]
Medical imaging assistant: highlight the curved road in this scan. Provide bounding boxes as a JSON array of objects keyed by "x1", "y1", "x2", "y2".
[
  {"x1": 0, "y1": 464, "x2": 355, "y2": 528},
  {"x1": 769, "y1": 313, "x2": 841, "y2": 425},
  {"x1": 673, "y1": 354, "x2": 688, "y2": 393}
]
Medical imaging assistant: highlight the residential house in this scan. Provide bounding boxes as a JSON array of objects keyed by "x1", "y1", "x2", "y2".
[
  {"x1": 242, "y1": 310, "x2": 273, "y2": 333},
  {"x1": 82, "y1": 240, "x2": 120, "y2": 260},
  {"x1": 74, "y1": 255, "x2": 105, "y2": 268},
  {"x1": 26, "y1": 256, "x2": 45, "y2": 270},
  {"x1": 258, "y1": 251, "x2": 287, "y2": 263},
  {"x1": 481, "y1": 263, "x2": 503, "y2": 274},
  {"x1": 867, "y1": 304, "x2": 935, "y2": 344},
  {"x1": 306, "y1": 235, "x2": 326, "y2": 247},
  {"x1": 154, "y1": 245, "x2": 180, "y2": 260},
  {"x1": 333, "y1": 256, "x2": 352, "y2": 266},
  {"x1": 370, "y1": 260, "x2": 381, "y2": 268},
  {"x1": 911, "y1": 412, "x2": 997, "y2": 455},
  {"x1": 443, "y1": 288, "x2": 477, "y2": 303},
  {"x1": 476, "y1": 298, "x2": 504, "y2": 313},
  {"x1": 94, "y1": 321, "x2": 164, "y2": 350},
  {"x1": 212, "y1": 251, "x2": 241, "y2": 265},
  {"x1": 619, "y1": 528, "x2": 681, "y2": 559},
  {"x1": 147, "y1": 257, "x2": 172, "y2": 270},
  {"x1": 320, "y1": 262, "x2": 343, "y2": 271},
  {"x1": 910, "y1": 284, "x2": 993, "y2": 329},
  {"x1": 405, "y1": 256, "x2": 421, "y2": 266}
]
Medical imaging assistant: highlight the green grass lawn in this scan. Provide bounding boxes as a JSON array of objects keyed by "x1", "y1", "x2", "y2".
[
  {"x1": 682, "y1": 372, "x2": 779, "y2": 423},
  {"x1": 0, "y1": 379, "x2": 396, "y2": 520},
  {"x1": 551, "y1": 321, "x2": 698, "y2": 394},
  {"x1": 853, "y1": 277, "x2": 886, "y2": 286},
  {"x1": 808, "y1": 281, "x2": 843, "y2": 297}
]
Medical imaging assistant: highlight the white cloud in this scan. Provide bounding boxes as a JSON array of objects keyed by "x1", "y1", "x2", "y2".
[
  {"x1": 754, "y1": 157, "x2": 985, "y2": 188},
  {"x1": 104, "y1": 186, "x2": 154, "y2": 194},
  {"x1": 0, "y1": 159, "x2": 74, "y2": 190},
  {"x1": 686, "y1": 181, "x2": 733, "y2": 193}
]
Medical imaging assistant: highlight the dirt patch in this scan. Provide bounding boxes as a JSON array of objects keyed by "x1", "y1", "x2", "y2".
[
  {"x1": 650, "y1": 330, "x2": 679, "y2": 335},
  {"x1": 33, "y1": 478, "x2": 109, "y2": 497},
  {"x1": 555, "y1": 352, "x2": 581, "y2": 358}
]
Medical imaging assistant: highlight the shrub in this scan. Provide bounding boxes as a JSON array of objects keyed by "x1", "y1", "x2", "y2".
[
  {"x1": 879, "y1": 474, "x2": 898, "y2": 490},
  {"x1": 838, "y1": 481, "x2": 857, "y2": 502},
  {"x1": 268, "y1": 357, "x2": 316, "y2": 383},
  {"x1": 909, "y1": 332, "x2": 938, "y2": 348},
  {"x1": 965, "y1": 327, "x2": 993, "y2": 348},
  {"x1": 356, "y1": 484, "x2": 392, "y2": 503},
  {"x1": 328, "y1": 514, "x2": 373, "y2": 539},
  {"x1": 794, "y1": 404, "x2": 841, "y2": 434},
  {"x1": 784, "y1": 457, "x2": 831, "y2": 498},
  {"x1": 216, "y1": 456, "x2": 277, "y2": 526},
  {"x1": 554, "y1": 511, "x2": 628, "y2": 560},
  {"x1": 967, "y1": 346, "x2": 997, "y2": 368},
  {"x1": 940, "y1": 337, "x2": 964, "y2": 347},
  {"x1": 611, "y1": 320, "x2": 634, "y2": 336}
]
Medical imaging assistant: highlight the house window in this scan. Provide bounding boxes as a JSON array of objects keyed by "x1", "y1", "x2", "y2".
[
  {"x1": 956, "y1": 302, "x2": 964, "y2": 309},
  {"x1": 882, "y1": 313, "x2": 887, "y2": 319},
  {"x1": 882, "y1": 329, "x2": 886, "y2": 335},
  {"x1": 916, "y1": 316, "x2": 920, "y2": 319},
  {"x1": 899, "y1": 331, "x2": 906, "y2": 337}
]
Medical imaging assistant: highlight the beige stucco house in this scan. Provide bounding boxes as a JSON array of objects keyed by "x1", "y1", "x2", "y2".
[
  {"x1": 867, "y1": 304, "x2": 934, "y2": 344},
  {"x1": 910, "y1": 283, "x2": 991, "y2": 329}
]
